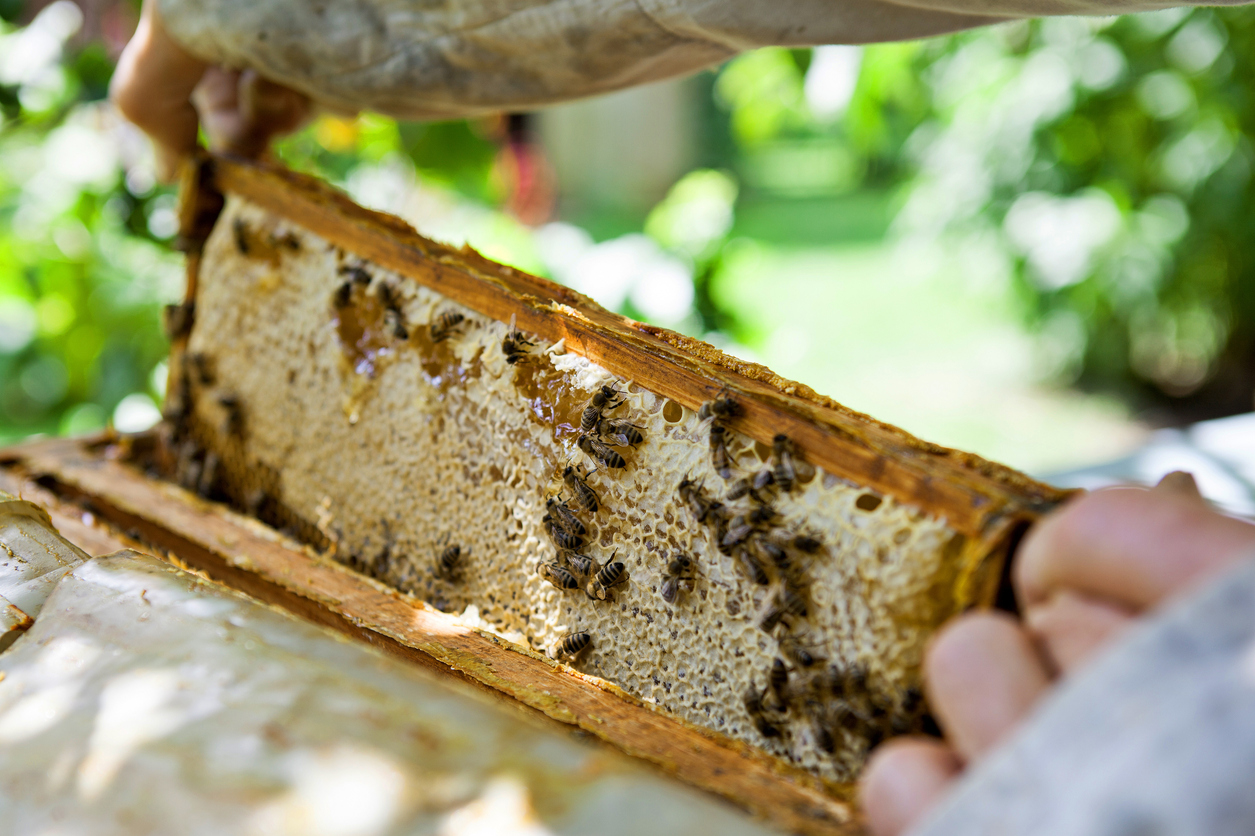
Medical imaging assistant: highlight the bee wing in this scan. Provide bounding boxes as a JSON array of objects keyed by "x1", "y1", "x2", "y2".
[{"x1": 794, "y1": 456, "x2": 817, "y2": 480}]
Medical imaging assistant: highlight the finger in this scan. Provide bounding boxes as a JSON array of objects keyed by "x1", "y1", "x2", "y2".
[
  {"x1": 192, "y1": 67, "x2": 247, "y2": 153},
  {"x1": 1015, "y1": 487, "x2": 1255, "y2": 614},
  {"x1": 109, "y1": 0, "x2": 207, "y2": 180},
  {"x1": 860, "y1": 737, "x2": 962, "y2": 836},
  {"x1": 195, "y1": 69, "x2": 311, "y2": 159},
  {"x1": 239, "y1": 71, "x2": 312, "y2": 142},
  {"x1": 925, "y1": 612, "x2": 1051, "y2": 763},
  {"x1": 1023, "y1": 590, "x2": 1135, "y2": 673}
]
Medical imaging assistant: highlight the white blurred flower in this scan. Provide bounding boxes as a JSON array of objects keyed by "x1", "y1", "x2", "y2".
[
  {"x1": 113, "y1": 394, "x2": 162, "y2": 433},
  {"x1": 147, "y1": 194, "x2": 180, "y2": 240},
  {"x1": 1076, "y1": 38, "x2": 1126, "y2": 91},
  {"x1": 1136, "y1": 71, "x2": 1195, "y2": 120},
  {"x1": 1004, "y1": 190, "x2": 1122, "y2": 290},
  {"x1": 150, "y1": 362, "x2": 169, "y2": 399},
  {"x1": 23, "y1": 108, "x2": 125, "y2": 223},
  {"x1": 1167, "y1": 17, "x2": 1227, "y2": 75},
  {"x1": 1157, "y1": 118, "x2": 1236, "y2": 192},
  {"x1": 629, "y1": 255, "x2": 693, "y2": 324},
  {"x1": 536, "y1": 225, "x2": 694, "y2": 325},
  {"x1": 804, "y1": 46, "x2": 862, "y2": 121},
  {"x1": 0, "y1": 1, "x2": 81, "y2": 86},
  {"x1": 0, "y1": 298, "x2": 37, "y2": 353},
  {"x1": 344, "y1": 157, "x2": 418, "y2": 216},
  {"x1": 644, "y1": 169, "x2": 737, "y2": 258}
]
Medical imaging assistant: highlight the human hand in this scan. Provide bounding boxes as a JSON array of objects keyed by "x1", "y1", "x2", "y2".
[
  {"x1": 109, "y1": 0, "x2": 311, "y2": 181},
  {"x1": 860, "y1": 475, "x2": 1255, "y2": 836}
]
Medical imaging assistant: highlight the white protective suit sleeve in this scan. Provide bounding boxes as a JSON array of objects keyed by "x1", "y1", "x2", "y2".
[
  {"x1": 909, "y1": 554, "x2": 1255, "y2": 836},
  {"x1": 156, "y1": 0, "x2": 1251, "y2": 120}
]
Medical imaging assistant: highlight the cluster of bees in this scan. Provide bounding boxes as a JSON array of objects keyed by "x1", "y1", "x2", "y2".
[
  {"x1": 408, "y1": 311, "x2": 647, "y2": 661},
  {"x1": 674, "y1": 394, "x2": 908, "y2": 757},
  {"x1": 539, "y1": 381, "x2": 652, "y2": 660},
  {"x1": 333, "y1": 262, "x2": 470, "y2": 346}
]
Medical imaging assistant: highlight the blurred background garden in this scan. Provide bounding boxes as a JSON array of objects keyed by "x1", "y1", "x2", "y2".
[{"x1": 3, "y1": 0, "x2": 1255, "y2": 480}]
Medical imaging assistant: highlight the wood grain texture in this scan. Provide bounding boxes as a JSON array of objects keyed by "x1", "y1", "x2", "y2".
[
  {"x1": 202, "y1": 154, "x2": 1069, "y2": 541},
  {"x1": 2, "y1": 435, "x2": 861, "y2": 836}
]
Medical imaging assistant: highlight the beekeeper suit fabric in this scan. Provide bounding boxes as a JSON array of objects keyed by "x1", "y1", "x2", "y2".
[{"x1": 157, "y1": 0, "x2": 1244, "y2": 119}]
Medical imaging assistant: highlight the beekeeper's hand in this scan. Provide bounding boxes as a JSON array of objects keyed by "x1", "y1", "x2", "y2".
[
  {"x1": 860, "y1": 477, "x2": 1255, "y2": 836},
  {"x1": 110, "y1": 0, "x2": 310, "y2": 181}
]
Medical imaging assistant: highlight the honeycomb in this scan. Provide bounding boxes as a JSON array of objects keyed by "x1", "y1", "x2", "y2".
[{"x1": 171, "y1": 196, "x2": 1007, "y2": 785}]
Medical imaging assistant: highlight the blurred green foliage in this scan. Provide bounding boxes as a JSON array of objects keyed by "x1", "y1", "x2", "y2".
[
  {"x1": 0, "y1": 2, "x2": 181, "y2": 443},
  {"x1": 3, "y1": 1, "x2": 1255, "y2": 446},
  {"x1": 901, "y1": 10, "x2": 1255, "y2": 415},
  {"x1": 711, "y1": 10, "x2": 1255, "y2": 416}
]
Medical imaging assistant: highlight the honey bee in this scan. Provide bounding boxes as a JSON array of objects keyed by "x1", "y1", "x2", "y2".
[
  {"x1": 545, "y1": 497, "x2": 586, "y2": 536},
  {"x1": 759, "y1": 604, "x2": 786, "y2": 634},
  {"x1": 577, "y1": 434, "x2": 626, "y2": 469},
  {"x1": 749, "y1": 535, "x2": 788, "y2": 569},
  {"x1": 827, "y1": 663, "x2": 873, "y2": 709},
  {"x1": 374, "y1": 284, "x2": 409, "y2": 339},
  {"x1": 333, "y1": 280, "x2": 353, "y2": 308},
  {"x1": 162, "y1": 301, "x2": 195, "y2": 340},
  {"x1": 768, "y1": 658, "x2": 790, "y2": 709},
  {"x1": 726, "y1": 475, "x2": 770, "y2": 504},
  {"x1": 502, "y1": 314, "x2": 534, "y2": 365},
  {"x1": 772, "y1": 434, "x2": 802, "y2": 493},
  {"x1": 780, "y1": 586, "x2": 808, "y2": 618},
  {"x1": 660, "y1": 553, "x2": 696, "y2": 605},
  {"x1": 597, "y1": 417, "x2": 644, "y2": 448},
  {"x1": 587, "y1": 556, "x2": 627, "y2": 600},
  {"x1": 759, "y1": 587, "x2": 807, "y2": 632},
  {"x1": 377, "y1": 282, "x2": 401, "y2": 311},
  {"x1": 678, "y1": 477, "x2": 721, "y2": 524},
  {"x1": 187, "y1": 352, "x2": 215, "y2": 386},
  {"x1": 709, "y1": 424, "x2": 733, "y2": 479},
  {"x1": 562, "y1": 465, "x2": 599, "y2": 514},
  {"x1": 753, "y1": 465, "x2": 775, "y2": 491},
  {"x1": 232, "y1": 217, "x2": 250, "y2": 254},
  {"x1": 792, "y1": 533, "x2": 822, "y2": 553},
  {"x1": 813, "y1": 719, "x2": 836, "y2": 754},
  {"x1": 538, "y1": 561, "x2": 580, "y2": 591},
  {"x1": 743, "y1": 685, "x2": 782, "y2": 739},
  {"x1": 738, "y1": 549, "x2": 771, "y2": 586},
  {"x1": 580, "y1": 384, "x2": 624, "y2": 433},
  {"x1": 566, "y1": 553, "x2": 595, "y2": 577},
  {"x1": 698, "y1": 390, "x2": 741, "y2": 422},
  {"x1": 196, "y1": 450, "x2": 220, "y2": 497},
  {"x1": 721, "y1": 506, "x2": 776, "y2": 551},
  {"x1": 778, "y1": 634, "x2": 822, "y2": 668},
  {"x1": 338, "y1": 264, "x2": 372, "y2": 286},
  {"x1": 713, "y1": 511, "x2": 735, "y2": 556},
  {"x1": 553, "y1": 630, "x2": 593, "y2": 659},
  {"x1": 542, "y1": 512, "x2": 584, "y2": 551},
  {"x1": 435, "y1": 544, "x2": 461, "y2": 580},
  {"x1": 218, "y1": 394, "x2": 244, "y2": 437},
  {"x1": 430, "y1": 310, "x2": 466, "y2": 343},
  {"x1": 384, "y1": 309, "x2": 409, "y2": 340},
  {"x1": 721, "y1": 515, "x2": 754, "y2": 551},
  {"x1": 749, "y1": 504, "x2": 777, "y2": 526}
]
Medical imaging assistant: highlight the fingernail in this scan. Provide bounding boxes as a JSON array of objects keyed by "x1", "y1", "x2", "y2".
[{"x1": 1154, "y1": 471, "x2": 1202, "y2": 500}]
